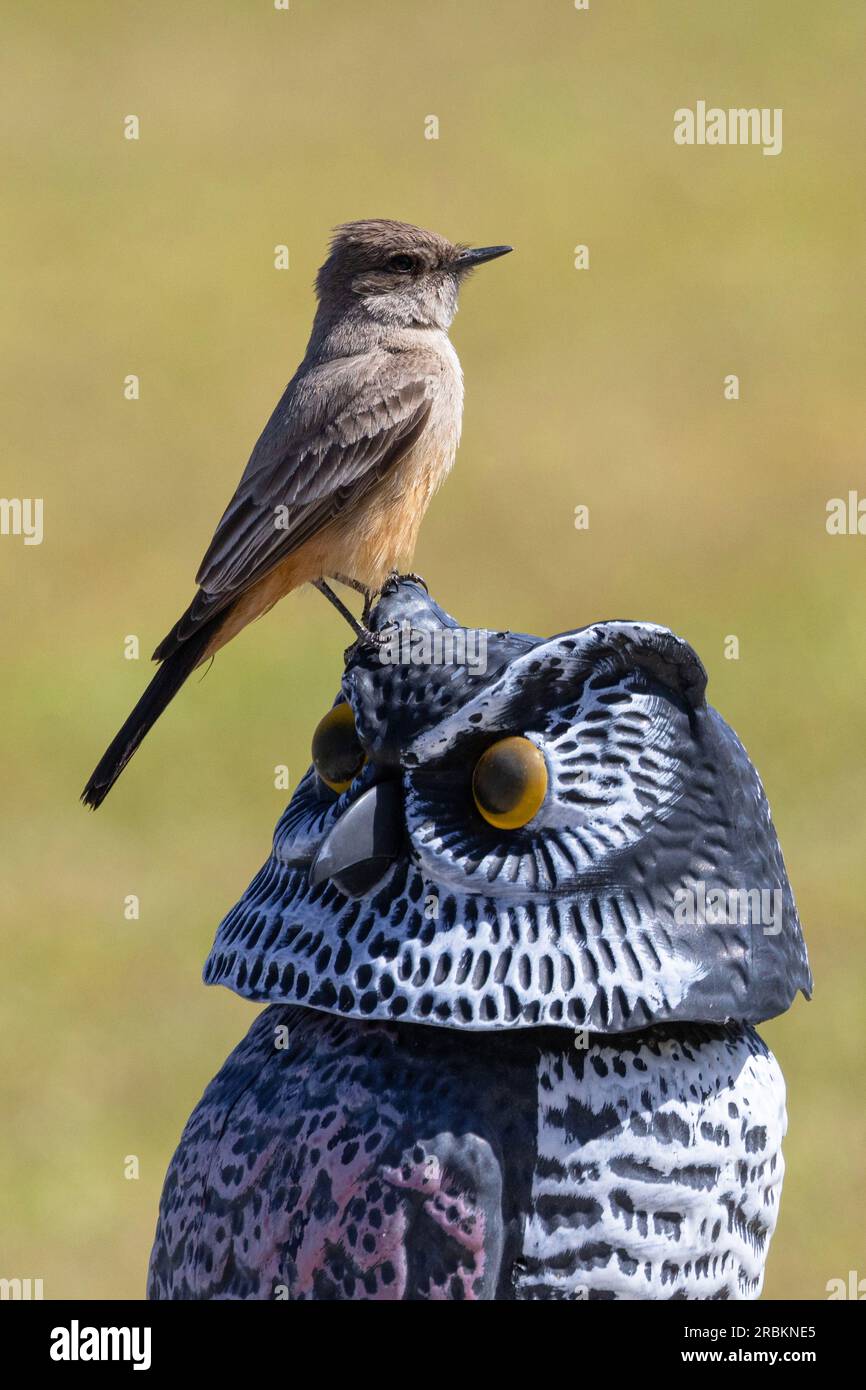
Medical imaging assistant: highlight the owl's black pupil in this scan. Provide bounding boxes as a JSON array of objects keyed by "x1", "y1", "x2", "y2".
[
  {"x1": 312, "y1": 719, "x2": 364, "y2": 786},
  {"x1": 475, "y1": 750, "x2": 524, "y2": 813},
  {"x1": 389, "y1": 255, "x2": 415, "y2": 273}
]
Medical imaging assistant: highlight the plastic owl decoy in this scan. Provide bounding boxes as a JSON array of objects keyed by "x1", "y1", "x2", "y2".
[{"x1": 148, "y1": 579, "x2": 811, "y2": 1300}]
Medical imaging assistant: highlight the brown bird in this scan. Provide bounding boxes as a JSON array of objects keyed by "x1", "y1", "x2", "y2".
[{"x1": 82, "y1": 219, "x2": 511, "y2": 808}]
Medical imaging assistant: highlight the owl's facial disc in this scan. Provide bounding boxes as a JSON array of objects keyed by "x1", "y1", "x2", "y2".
[
  {"x1": 307, "y1": 735, "x2": 551, "y2": 898},
  {"x1": 307, "y1": 694, "x2": 554, "y2": 898}
]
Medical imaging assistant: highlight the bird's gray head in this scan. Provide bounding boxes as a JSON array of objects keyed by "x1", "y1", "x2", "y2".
[
  {"x1": 204, "y1": 581, "x2": 812, "y2": 1035},
  {"x1": 315, "y1": 219, "x2": 511, "y2": 330}
]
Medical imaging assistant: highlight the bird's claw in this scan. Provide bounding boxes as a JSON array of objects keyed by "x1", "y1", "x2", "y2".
[
  {"x1": 343, "y1": 622, "x2": 399, "y2": 664},
  {"x1": 382, "y1": 570, "x2": 429, "y2": 596}
]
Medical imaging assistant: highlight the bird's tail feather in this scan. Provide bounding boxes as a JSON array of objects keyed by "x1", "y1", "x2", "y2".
[{"x1": 81, "y1": 615, "x2": 220, "y2": 809}]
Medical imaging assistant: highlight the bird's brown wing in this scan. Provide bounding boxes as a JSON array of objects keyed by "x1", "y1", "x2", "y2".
[{"x1": 154, "y1": 354, "x2": 436, "y2": 659}]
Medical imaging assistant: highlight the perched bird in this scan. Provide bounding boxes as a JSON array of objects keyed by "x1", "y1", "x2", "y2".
[
  {"x1": 148, "y1": 580, "x2": 811, "y2": 1300},
  {"x1": 82, "y1": 221, "x2": 511, "y2": 808}
]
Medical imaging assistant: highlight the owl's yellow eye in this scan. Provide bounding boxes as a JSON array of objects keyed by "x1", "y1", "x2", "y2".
[
  {"x1": 312, "y1": 702, "x2": 366, "y2": 793},
  {"x1": 472, "y1": 736, "x2": 548, "y2": 830}
]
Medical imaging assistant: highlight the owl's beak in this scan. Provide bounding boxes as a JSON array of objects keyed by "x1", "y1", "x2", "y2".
[{"x1": 309, "y1": 780, "x2": 404, "y2": 897}]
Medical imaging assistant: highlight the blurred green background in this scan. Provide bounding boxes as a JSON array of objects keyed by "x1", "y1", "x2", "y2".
[{"x1": 2, "y1": 0, "x2": 864, "y2": 1300}]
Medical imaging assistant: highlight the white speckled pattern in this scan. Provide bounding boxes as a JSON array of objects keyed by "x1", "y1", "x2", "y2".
[{"x1": 519, "y1": 1025, "x2": 786, "y2": 1299}]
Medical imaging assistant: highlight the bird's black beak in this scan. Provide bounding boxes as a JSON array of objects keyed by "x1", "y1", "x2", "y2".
[
  {"x1": 453, "y1": 244, "x2": 513, "y2": 271},
  {"x1": 309, "y1": 780, "x2": 404, "y2": 898}
]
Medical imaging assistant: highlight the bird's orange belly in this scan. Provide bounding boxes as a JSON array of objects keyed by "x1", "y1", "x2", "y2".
[
  {"x1": 205, "y1": 442, "x2": 449, "y2": 657},
  {"x1": 335, "y1": 459, "x2": 439, "y2": 588}
]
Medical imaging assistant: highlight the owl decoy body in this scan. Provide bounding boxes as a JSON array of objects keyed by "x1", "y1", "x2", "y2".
[{"x1": 149, "y1": 580, "x2": 811, "y2": 1300}]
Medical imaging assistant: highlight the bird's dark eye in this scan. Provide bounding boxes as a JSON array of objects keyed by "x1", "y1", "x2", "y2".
[
  {"x1": 472, "y1": 736, "x2": 548, "y2": 830},
  {"x1": 312, "y1": 703, "x2": 366, "y2": 793},
  {"x1": 387, "y1": 253, "x2": 416, "y2": 273}
]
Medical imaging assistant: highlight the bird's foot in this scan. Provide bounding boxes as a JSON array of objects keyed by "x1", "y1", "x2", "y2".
[
  {"x1": 382, "y1": 570, "x2": 429, "y2": 597},
  {"x1": 342, "y1": 623, "x2": 398, "y2": 665}
]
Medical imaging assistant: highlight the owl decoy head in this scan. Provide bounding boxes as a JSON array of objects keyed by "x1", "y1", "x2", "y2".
[{"x1": 204, "y1": 580, "x2": 812, "y2": 1033}]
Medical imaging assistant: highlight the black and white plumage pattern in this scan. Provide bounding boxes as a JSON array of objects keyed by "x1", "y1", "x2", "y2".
[
  {"x1": 148, "y1": 1007, "x2": 785, "y2": 1300},
  {"x1": 150, "y1": 581, "x2": 808, "y2": 1299}
]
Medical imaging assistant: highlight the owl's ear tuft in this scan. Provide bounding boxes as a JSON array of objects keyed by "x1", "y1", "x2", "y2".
[{"x1": 579, "y1": 623, "x2": 708, "y2": 710}]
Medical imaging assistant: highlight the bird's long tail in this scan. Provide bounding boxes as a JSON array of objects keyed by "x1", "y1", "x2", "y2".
[{"x1": 81, "y1": 614, "x2": 221, "y2": 809}]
